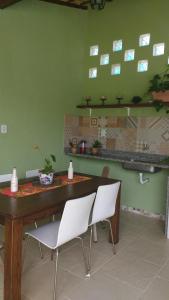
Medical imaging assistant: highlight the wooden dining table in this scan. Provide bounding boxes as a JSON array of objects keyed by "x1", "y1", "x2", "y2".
[{"x1": 0, "y1": 171, "x2": 121, "y2": 300}]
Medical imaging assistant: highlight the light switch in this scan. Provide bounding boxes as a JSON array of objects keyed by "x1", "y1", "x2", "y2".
[{"x1": 1, "y1": 124, "x2": 7, "y2": 134}]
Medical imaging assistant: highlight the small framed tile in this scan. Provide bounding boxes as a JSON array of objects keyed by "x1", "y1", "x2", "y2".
[
  {"x1": 137, "y1": 60, "x2": 148, "y2": 72},
  {"x1": 91, "y1": 117, "x2": 98, "y2": 127},
  {"x1": 124, "y1": 49, "x2": 135, "y2": 61},
  {"x1": 139, "y1": 33, "x2": 150, "y2": 47},
  {"x1": 153, "y1": 43, "x2": 165, "y2": 56},
  {"x1": 89, "y1": 67, "x2": 97, "y2": 79},
  {"x1": 113, "y1": 40, "x2": 123, "y2": 52},
  {"x1": 90, "y1": 45, "x2": 99, "y2": 56},
  {"x1": 111, "y1": 64, "x2": 121, "y2": 75},
  {"x1": 100, "y1": 54, "x2": 109, "y2": 65}
]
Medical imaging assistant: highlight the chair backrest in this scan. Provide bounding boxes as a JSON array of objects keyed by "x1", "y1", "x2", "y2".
[
  {"x1": 56, "y1": 192, "x2": 96, "y2": 248},
  {"x1": 90, "y1": 182, "x2": 120, "y2": 225},
  {"x1": 0, "y1": 174, "x2": 12, "y2": 183},
  {"x1": 101, "y1": 166, "x2": 109, "y2": 178}
]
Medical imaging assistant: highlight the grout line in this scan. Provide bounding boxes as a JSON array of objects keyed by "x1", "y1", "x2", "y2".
[{"x1": 140, "y1": 257, "x2": 169, "y2": 298}]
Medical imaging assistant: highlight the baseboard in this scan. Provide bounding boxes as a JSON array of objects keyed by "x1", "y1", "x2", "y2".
[{"x1": 121, "y1": 205, "x2": 165, "y2": 221}]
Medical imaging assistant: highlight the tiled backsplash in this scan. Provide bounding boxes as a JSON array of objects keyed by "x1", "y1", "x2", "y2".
[{"x1": 64, "y1": 115, "x2": 169, "y2": 155}]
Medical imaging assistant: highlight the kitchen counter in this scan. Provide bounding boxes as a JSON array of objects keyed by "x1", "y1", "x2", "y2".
[{"x1": 65, "y1": 149, "x2": 169, "y2": 170}]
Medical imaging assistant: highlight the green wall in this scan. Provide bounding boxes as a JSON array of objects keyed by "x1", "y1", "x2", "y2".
[
  {"x1": 0, "y1": 0, "x2": 87, "y2": 177},
  {"x1": 85, "y1": 0, "x2": 169, "y2": 102},
  {"x1": 73, "y1": 0, "x2": 169, "y2": 215},
  {"x1": 0, "y1": 0, "x2": 168, "y2": 215}
]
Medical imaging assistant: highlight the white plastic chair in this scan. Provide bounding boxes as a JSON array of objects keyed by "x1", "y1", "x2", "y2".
[
  {"x1": 92, "y1": 166, "x2": 110, "y2": 243},
  {"x1": 88, "y1": 182, "x2": 120, "y2": 274},
  {"x1": 25, "y1": 192, "x2": 96, "y2": 300}
]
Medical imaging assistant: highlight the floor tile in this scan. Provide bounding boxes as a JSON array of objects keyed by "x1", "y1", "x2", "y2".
[
  {"x1": 158, "y1": 259, "x2": 169, "y2": 280},
  {"x1": 67, "y1": 272, "x2": 142, "y2": 300},
  {"x1": 22, "y1": 260, "x2": 83, "y2": 300},
  {"x1": 101, "y1": 252, "x2": 159, "y2": 289},
  {"x1": 1, "y1": 211, "x2": 169, "y2": 300},
  {"x1": 140, "y1": 277, "x2": 169, "y2": 300},
  {"x1": 121, "y1": 236, "x2": 169, "y2": 266},
  {"x1": 59, "y1": 243, "x2": 111, "y2": 278}
]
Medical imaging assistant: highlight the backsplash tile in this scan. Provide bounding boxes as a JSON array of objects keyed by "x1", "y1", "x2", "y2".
[{"x1": 64, "y1": 115, "x2": 169, "y2": 155}]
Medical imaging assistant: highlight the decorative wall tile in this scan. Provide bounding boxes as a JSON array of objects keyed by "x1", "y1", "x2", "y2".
[
  {"x1": 158, "y1": 143, "x2": 169, "y2": 155},
  {"x1": 107, "y1": 117, "x2": 118, "y2": 127},
  {"x1": 162, "y1": 130, "x2": 169, "y2": 142},
  {"x1": 79, "y1": 116, "x2": 90, "y2": 127},
  {"x1": 106, "y1": 138, "x2": 116, "y2": 150},
  {"x1": 117, "y1": 117, "x2": 127, "y2": 128},
  {"x1": 64, "y1": 115, "x2": 169, "y2": 155},
  {"x1": 115, "y1": 129, "x2": 137, "y2": 151},
  {"x1": 98, "y1": 117, "x2": 108, "y2": 128},
  {"x1": 91, "y1": 117, "x2": 98, "y2": 127},
  {"x1": 127, "y1": 117, "x2": 138, "y2": 128},
  {"x1": 106, "y1": 128, "x2": 121, "y2": 139},
  {"x1": 79, "y1": 127, "x2": 98, "y2": 138},
  {"x1": 64, "y1": 115, "x2": 79, "y2": 127}
]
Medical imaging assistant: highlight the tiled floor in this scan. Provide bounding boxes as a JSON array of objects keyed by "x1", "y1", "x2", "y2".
[{"x1": 1, "y1": 211, "x2": 169, "y2": 299}]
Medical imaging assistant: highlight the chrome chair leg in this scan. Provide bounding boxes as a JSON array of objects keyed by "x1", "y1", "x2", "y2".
[
  {"x1": 87, "y1": 225, "x2": 93, "y2": 276},
  {"x1": 51, "y1": 249, "x2": 55, "y2": 261},
  {"x1": 92, "y1": 224, "x2": 98, "y2": 242},
  {"x1": 76, "y1": 237, "x2": 90, "y2": 278},
  {"x1": 53, "y1": 249, "x2": 59, "y2": 300},
  {"x1": 105, "y1": 219, "x2": 116, "y2": 255},
  {"x1": 34, "y1": 221, "x2": 44, "y2": 259}
]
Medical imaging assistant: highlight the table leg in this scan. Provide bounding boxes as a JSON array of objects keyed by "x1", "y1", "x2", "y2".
[
  {"x1": 110, "y1": 185, "x2": 121, "y2": 244},
  {"x1": 4, "y1": 218, "x2": 23, "y2": 300}
]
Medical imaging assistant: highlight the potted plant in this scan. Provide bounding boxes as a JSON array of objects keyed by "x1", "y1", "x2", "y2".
[
  {"x1": 148, "y1": 66, "x2": 169, "y2": 102},
  {"x1": 69, "y1": 141, "x2": 78, "y2": 154},
  {"x1": 91, "y1": 140, "x2": 102, "y2": 155},
  {"x1": 33, "y1": 145, "x2": 56, "y2": 185}
]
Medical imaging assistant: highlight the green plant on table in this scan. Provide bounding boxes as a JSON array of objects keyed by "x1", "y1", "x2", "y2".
[{"x1": 33, "y1": 145, "x2": 56, "y2": 174}]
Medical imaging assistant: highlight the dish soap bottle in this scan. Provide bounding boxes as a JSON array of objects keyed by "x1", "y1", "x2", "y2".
[
  {"x1": 68, "y1": 160, "x2": 73, "y2": 180},
  {"x1": 11, "y1": 167, "x2": 18, "y2": 192}
]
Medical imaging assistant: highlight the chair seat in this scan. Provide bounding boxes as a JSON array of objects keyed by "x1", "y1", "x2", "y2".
[{"x1": 25, "y1": 221, "x2": 60, "y2": 250}]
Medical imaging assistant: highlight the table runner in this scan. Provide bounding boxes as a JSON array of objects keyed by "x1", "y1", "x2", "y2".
[{"x1": 0, "y1": 175, "x2": 91, "y2": 198}]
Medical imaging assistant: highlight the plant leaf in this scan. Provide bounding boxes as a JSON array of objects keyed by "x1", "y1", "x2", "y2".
[{"x1": 50, "y1": 154, "x2": 56, "y2": 162}]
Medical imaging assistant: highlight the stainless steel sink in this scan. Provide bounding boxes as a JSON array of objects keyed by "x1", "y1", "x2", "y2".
[
  {"x1": 101, "y1": 151, "x2": 165, "y2": 173},
  {"x1": 122, "y1": 161, "x2": 161, "y2": 173}
]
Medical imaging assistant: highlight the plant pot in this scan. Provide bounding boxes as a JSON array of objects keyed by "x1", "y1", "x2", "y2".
[
  {"x1": 71, "y1": 146, "x2": 77, "y2": 154},
  {"x1": 39, "y1": 172, "x2": 54, "y2": 185},
  {"x1": 91, "y1": 147, "x2": 100, "y2": 155},
  {"x1": 152, "y1": 91, "x2": 169, "y2": 102}
]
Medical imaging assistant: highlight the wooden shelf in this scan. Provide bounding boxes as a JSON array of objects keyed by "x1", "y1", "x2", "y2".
[{"x1": 76, "y1": 103, "x2": 155, "y2": 109}]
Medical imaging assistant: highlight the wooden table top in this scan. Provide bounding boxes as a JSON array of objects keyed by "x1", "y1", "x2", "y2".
[{"x1": 0, "y1": 172, "x2": 120, "y2": 220}]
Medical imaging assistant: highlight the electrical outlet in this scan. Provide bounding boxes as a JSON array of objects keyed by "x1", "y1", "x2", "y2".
[{"x1": 1, "y1": 124, "x2": 7, "y2": 134}]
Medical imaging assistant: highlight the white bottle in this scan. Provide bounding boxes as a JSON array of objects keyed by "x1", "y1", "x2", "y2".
[
  {"x1": 10, "y1": 167, "x2": 18, "y2": 192},
  {"x1": 68, "y1": 160, "x2": 73, "y2": 180}
]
